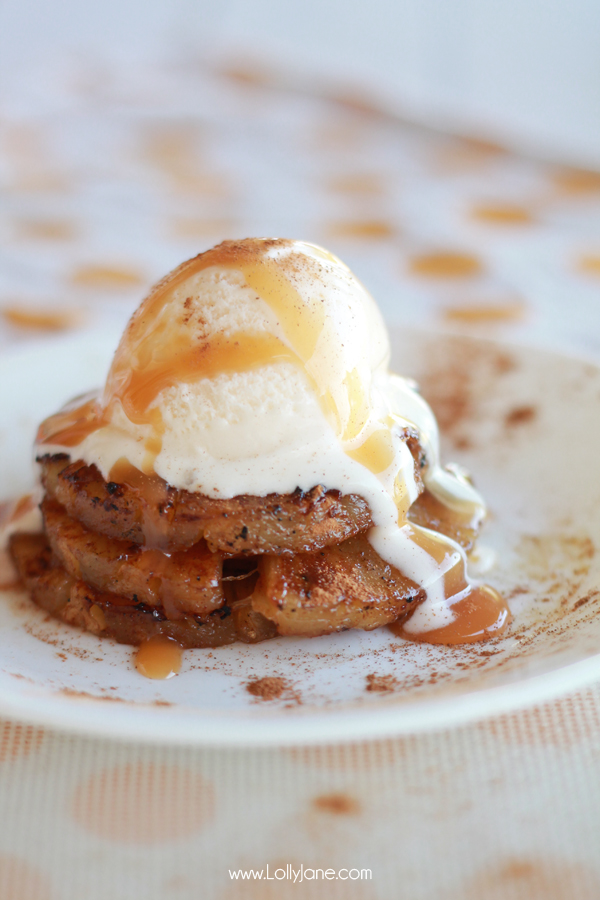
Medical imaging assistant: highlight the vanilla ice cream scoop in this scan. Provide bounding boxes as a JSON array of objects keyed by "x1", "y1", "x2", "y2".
[
  {"x1": 101, "y1": 238, "x2": 403, "y2": 483},
  {"x1": 37, "y1": 238, "x2": 508, "y2": 642},
  {"x1": 38, "y1": 239, "x2": 425, "y2": 496}
]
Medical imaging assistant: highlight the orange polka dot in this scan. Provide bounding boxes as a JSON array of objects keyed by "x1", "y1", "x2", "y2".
[
  {"x1": 12, "y1": 173, "x2": 69, "y2": 192},
  {"x1": 434, "y1": 137, "x2": 507, "y2": 173},
  {"x1": 219, "y1": 63, "x2": 274, "y2": 88},
  {"x1": 140, "y1": 128, "x2": 232, "y2": 197},
  {"x1": 311, "y1": 121, "x2": 367, "y2": 151},
  {"x1": 577, "y1": 254, "x2": 600, "y2": 277},
  {"x1": 553, "y1": 168, "x2": 600, "y2": 194},
  {"x1": 13, "y1": 218, "x2": 76, "y2": 241},
  {"x1": 167, "y1": 171, "x2": 232, "y2": 196},
  {"x1": 2, "y1": 305, "x2": 80, "y2": 332},
  {"x1": 69, "y1": 264, "x2": 145, "y2": 290},
  {"x1": 141, "y1": 127, "x2": 198, "y2": 171},
  {"x1": 460, "y1": 858, "x2": 600, "y2": 900},
  {"x1": 471, "y1": 203, "x2": 534, "y2": 225},
  {"x1": 460, "y1": 136, "x2": 507, "y2": 156},
  {"x1": 441, "y1": 301, "x2": 526, "y2": 324},
  {"x1": 408, "y1": 251, "x2": 483, "y2": 279},
  {"x1": 0, "y1": 722, "x2": 45, "y2": 762},
  {"x1": 329, "y1": 90, "x2": 384, "y2": 119},
  {"x1": 326, "y1": 219, "x2": 395, "y2": 240},
  {"x1": 71, "y1": 762, "x2": 214, "y2": 843},
  {"x1": 325, "y1": 174, "x2": 386, "y2": 196},
  {"x1": 0, "y1": 855, "x2": 52, "y2": 900},
  {"x1": 312, "y1": 793, "x2": 360, "y2": 815}
]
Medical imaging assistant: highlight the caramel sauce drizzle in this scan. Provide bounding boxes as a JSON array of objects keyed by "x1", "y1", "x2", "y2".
[
  {"x1": 37, "y1": 398, "x2": 104, "y2": 448},
  {"x1": 36, "y1": 238, "x2": 510, "y2": 644},
  {"x1": 390, "y1": 523, "x2": 510, "y2": 643},
  {"x1": 391, "y1": 584, "x2": 509, "y2": 643}
]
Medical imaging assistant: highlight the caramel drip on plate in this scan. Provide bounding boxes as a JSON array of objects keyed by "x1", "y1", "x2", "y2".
[
  {"x1": 391, "y1": 584, "x2": 510, "y2": 644},
  {"x1": 389, "y1": 521, "x2": 510, "y2": 643},
  {"x1": 136, "y1": 635, "x2": 182, "y2": 679}
]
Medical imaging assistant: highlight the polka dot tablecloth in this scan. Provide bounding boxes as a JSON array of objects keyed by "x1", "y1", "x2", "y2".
[
  {"x1": 1, "y1": 57, "x2": 600, "y2": 899},
  {"x1": 1, "y1": 694, "x2": 600, "y2": 900}
]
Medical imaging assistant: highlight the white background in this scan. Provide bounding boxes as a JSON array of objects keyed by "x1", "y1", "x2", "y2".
[{"x1": 1, "y1": 0, "x2": 600, "y2": 166}]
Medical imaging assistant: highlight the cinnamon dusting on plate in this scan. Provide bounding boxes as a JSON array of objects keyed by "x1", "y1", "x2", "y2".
[
  {"x1": 365, "y1": 673, "x2": 399, "y2": 693},
  {"x1": 415, "y1": 337, "x2": 516, "y2": 450},
  {"x1": 246, "y1": 676, "x2": 290, "y2": 701}
]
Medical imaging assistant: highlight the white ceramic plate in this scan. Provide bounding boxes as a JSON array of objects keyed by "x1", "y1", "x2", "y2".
[{"x1": 1, "y1": 328, "x2": 600, "y2": 746}]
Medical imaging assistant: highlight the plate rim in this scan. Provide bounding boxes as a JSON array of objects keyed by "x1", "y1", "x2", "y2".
[{"x1": 0, "y1": 650, "x2": 598, "y2": 746}]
